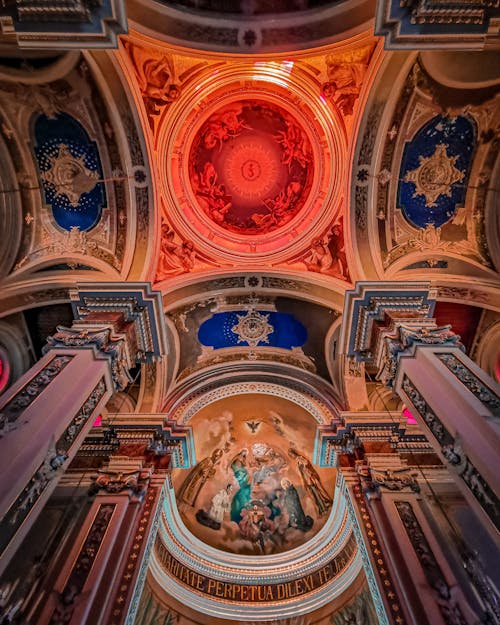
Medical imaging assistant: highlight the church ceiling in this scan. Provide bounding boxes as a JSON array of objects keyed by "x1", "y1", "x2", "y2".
[
  {"x1": 167, "y1": 293, "x2": 337, "y2": 383},
  {"x1": 0, "y1": 11, "x2": 498, "y2": 625},
  {"x1": 0, "y1": 51, "x2": 151, "y2": 288},
  {"x1": 352, "y1": 54, "x2": 500, "y2": 285},
  {"x1": 121, "y1": 35, "x2": 377, "y2": 280}
]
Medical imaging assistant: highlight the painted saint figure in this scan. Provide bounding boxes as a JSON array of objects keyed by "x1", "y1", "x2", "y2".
[
  {"x1": 230, "y1": 449, "x2": 252, "y2": 523},
  {"x1": 281, "y1": 478, "x2": 313, "y2": 532},
  {"x1": 238, "y1": 501, "x2": 276, "y2": 553},
  {"x1": 178, "y1": 448, "x2": 223, "y2": 507},
  {"x1": 196, "y1": 483, "x2": 233, "y2": 530},
  {"x1": 288, "y1": 448, "x2": 332, "y2": 516}
]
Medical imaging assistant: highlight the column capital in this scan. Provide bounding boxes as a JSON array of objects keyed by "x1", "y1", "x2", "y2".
[
  {"x1": 45, "y1": 282, "x2": 167, "y2": 391},
  {"x1": 340, "y1": 281, "x2": 462, "y2": 386}
]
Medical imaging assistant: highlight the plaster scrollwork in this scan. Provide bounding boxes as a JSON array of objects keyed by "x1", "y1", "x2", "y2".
[
  {"x1": 377, "y1": 323, "x2": 462, "y2": 387},
  {"x1": 123, "y1": 40, "x2": 180, "y2": 130},
  {"x1": 436, "y1": 353, "x2": 500, "y2": 417},
  {"x1": 9, "y1": 439, "x2": 68, "y2": 527},
  {"x1": 355, "y1": 462, "x2": 419, "y2": 497},
  {"x1": 0, "y1": 82, "x2": 71, "y2": 119},
  {"x1": 89, "y1": 465, "x2": 152, "y2": 502}
]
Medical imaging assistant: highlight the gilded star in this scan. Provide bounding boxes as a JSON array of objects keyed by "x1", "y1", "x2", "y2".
[{"x1": 404, "y1": 143, "x2": 465, "y2": 207}]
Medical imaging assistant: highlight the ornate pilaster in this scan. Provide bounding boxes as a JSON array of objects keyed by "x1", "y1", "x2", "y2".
[
  {"x1": 0, "y1": 282, "x2": 167, "y2": 576},
  {"x1": 45, "y1": 282, "x2": 168, "y2": 392},
  {"x1": 343, "y1": 456, "x2": 478, "y2": 625},
  {"x1": 0, "y1": 0, "x2": 127, "y2": 49},
  {"x1": 340, "y1": 282, "x2": 500, "y2": 541}
]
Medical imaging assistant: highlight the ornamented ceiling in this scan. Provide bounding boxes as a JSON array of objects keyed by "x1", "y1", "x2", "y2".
[
  {"x1": 120, "y1": 35, "x2": 377, "y2": 277},
  {"x1": 0, "y1": 10, "x2": 498, "y2": 625}
]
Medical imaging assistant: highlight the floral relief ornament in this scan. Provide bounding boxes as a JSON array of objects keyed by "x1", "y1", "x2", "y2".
[
  {"x1": 404, "y1": 143, "x2": 465, "y2": 208},
  {"x1": 40, "y1": 143, "x2": 100, "y2": 207},
  {"x1": 231, "y1": 309, "x2": 273, "y2": 347}
]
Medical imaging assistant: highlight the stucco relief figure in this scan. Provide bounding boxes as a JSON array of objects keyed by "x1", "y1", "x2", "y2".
[
  {"x1": 124, "y1": 41, "x2": 180, "y2": 129},
  {"x1": 194, "y1": 162, "x2": 232, "y2": 225},
  {"x1": 202, "y1": 104, "x2": 247, "y2": 150},
  {"x1": 274, "y1": 120, "x2": 310, "y2": 169},
  {"x1": 196, "y1": 483, "x2": 233, "y2": 530},
  {"x1": 322, "y1": 53, "x2": 369, "y2": 116},
  {"x1": 281, "y1": 478, "x2": 313, "y2": 531},
  {"x1": 157, "y1": 223, "x2": 196, "y2": 277},
  {"x1": 305, "y1": 221, "x2": 348, "y2": 279},
  {"x1": 178, "y1": 448, "x2": 223, "y2": 507},
  {"x1": 288, "y1": 448, "x2": 332, "y2": 515}
]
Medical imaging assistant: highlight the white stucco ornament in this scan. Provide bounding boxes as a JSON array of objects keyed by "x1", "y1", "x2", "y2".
[
  {"x1": 404, "y1": 143, "x2": 464, "y2": 207},
  {"x1": 231, "y1": 309, "x2": 273, "y2": 347}
]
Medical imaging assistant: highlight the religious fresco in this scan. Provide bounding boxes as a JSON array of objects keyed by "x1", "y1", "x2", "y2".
[
  {"x1": 33, "y1": 113, "x2": 106, "y2": 232},
  {"x1": 173, "y1": 395, "x2": 335, "y2": 555},
  {"x1": 189, "y1": 100, "x2": 313, "y2": 235},
  {"x1": 397, "y1": 114, "x2": 476, "y2": 229}
]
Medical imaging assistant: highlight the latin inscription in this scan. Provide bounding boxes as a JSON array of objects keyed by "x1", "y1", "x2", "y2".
[{"x1": 155, "y1": 532, "x2": 356, "y2": 602}]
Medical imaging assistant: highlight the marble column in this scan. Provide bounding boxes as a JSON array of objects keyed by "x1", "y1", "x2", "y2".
[
  {"x1": 0, "y1": 282, "x2": 167, "y2": 575},
  {"x1": 340, "y1": 281, "x2": 500, "y2": 541}
]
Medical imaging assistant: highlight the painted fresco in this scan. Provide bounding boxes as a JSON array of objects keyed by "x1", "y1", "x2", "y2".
[
  {"x1": 189, "y1": 100, "x2": 313, "y2": 234},
  {"x1": 173, "y1": 395, "x2": 335, "y2": 555}
]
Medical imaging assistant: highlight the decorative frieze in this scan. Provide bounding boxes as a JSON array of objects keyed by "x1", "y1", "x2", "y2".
[
  {"x1": 436, "y1": 353, "x2": 500, "y2": 417},
  {"x1": 402, "y1": 375, "x2": 500, "y2": 531},
  {"x1": 155, "y1": 531, "x2": 357, "y2": 603}
]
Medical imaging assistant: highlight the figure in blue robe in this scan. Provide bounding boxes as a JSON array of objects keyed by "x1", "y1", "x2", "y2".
[{"x1": 230, "y1": 449, "x2": 252, "y2": 523}]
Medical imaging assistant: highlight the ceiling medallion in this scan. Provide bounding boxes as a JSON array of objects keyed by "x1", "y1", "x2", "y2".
[
  {"x1": 231, "y1": 309, "x2": 273, "y2": 347},
  {"x1": 41, "y1": 143, "x2": 100, "y2": 208},
  {"x1": 189, "y1": 100, "x2": 313, "y2": 235},
  {"x1": 403, "y1": 143, "x2": 465, "y2": 208}
]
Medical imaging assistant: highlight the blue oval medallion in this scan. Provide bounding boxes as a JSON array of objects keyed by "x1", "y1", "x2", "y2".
[
  {"x1": 397, "y1": 115, "x2": 476, "y2": 229},
  {"x1": 34, "y1": 113, "x2": 106, "y2": 232}
]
